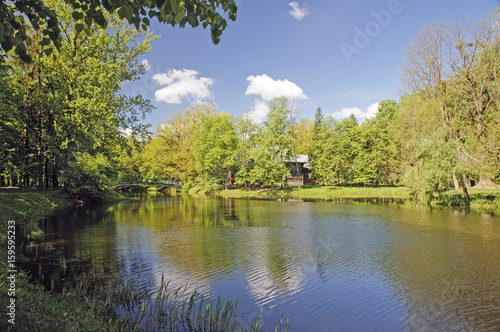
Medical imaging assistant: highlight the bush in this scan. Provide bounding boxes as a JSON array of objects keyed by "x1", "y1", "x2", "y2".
[{"x1": 62, "y1": 153, "x2": 118, "y2": 202}]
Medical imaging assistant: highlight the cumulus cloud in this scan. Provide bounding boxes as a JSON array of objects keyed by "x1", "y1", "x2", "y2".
[
  {"x1": 289, "y1": 2, "x2": 309, "y2": 21},
  {"x1": 120, "y1": 128, "x2": 133, "y2": 137},
  {"x1": 153, "y1": 69, "x2": 214, "y2": 104},
  {"x1": 141, "y1": 59, "x2": 151, "y2": 71},
  {"x1": 329, "y1": 102, "x2": 380, "y2": 122},
  {"x1": 245, "y1": 74, "x2": 307, "y2": 101},
  {"x1": 246, "y1": 100, "x2": 270, "y2": 124}
]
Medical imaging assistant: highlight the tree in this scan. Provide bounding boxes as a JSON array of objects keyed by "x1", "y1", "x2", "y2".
[
  {"x1": 399, "y1": 11, "x2": 500, "y2": 201},
  {"x1": 404, "y1": 128, "x2": 474, "y2": 203},
  {"x1": 140, "y1": 104, "x2": 216, "y2": 181},
  {"x1": 233, "y1": 113, "x2": 259, "y2": 189},
  {"x1": 2, "y1": 0, "x2": 156, "y2": 196},
  {"x1": 1, "y1": 0, "x2": 238, "y2": 62},
  {"x1": 357, "y1": 100, "x2": 399, "y2": 185},
  {"x1": 0, "y1": 60, "x2": 23, "y2": 186},
  {"x1": 309, "y1": 107, "x2": 324, "y2": 181},
  {"x1": 116, "y1": 135, "x2": 143, "y2": 182},
  {"x1": 245, "y1": 97, "x2": 293, "y2": 188},
  {"x1": 191, "y1": 111, "x2": 238, "y2": 189}
]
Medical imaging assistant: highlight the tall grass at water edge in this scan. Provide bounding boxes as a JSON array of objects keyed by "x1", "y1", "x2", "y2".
[{"x1": 115, "y1": 274, "x2": 290, "y2": 332}]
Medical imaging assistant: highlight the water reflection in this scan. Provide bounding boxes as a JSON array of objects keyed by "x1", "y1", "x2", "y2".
[{"x1": 28, "y1": 195, "x2": 500, "y2": 331}]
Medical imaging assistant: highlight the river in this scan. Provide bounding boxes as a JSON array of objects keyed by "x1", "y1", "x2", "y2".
[{"x1": 28, "y1": 194, "x2": 500, "y2": 331}]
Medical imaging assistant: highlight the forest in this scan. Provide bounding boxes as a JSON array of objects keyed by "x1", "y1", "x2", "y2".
[{"x1": 1, "y1": 1, "x2": 499, "y2": 204}]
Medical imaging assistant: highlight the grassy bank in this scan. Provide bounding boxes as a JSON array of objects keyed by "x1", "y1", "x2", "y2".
[
  {"x1": 216, "y1": 185, "x2": 500, "y2": 211},
  {"x1": 433, "y1": 188, "x2": 500, "y2": 210},
  {"x1": 218, "y1": 185, "x2": 412, "y2": 200},
  {"x1": 0, "y1": 188, "x2": 127, "y2": 331}
]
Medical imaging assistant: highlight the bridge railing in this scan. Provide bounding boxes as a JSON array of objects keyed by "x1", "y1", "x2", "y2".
[{"x1": 117, "y1": 179, "x2": 183, "y2": 186}]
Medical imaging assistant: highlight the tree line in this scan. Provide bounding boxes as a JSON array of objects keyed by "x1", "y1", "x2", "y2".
[
  {"x1": 1, "y1": 3, "x2": 499, "y2": 203},
  {"x1": 128, "y1": 11, "x2": 500, "y2": 202}
]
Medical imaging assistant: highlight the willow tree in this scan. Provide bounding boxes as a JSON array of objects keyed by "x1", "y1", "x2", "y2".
[{"x1": 400, "y1": 11, "x2": 500, "y2": 201}]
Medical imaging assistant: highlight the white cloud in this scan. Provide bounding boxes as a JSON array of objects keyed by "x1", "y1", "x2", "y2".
[
  {"x1": 329, "y1": 102, "x2": 380, "y2": 122},
  {"x1": 246, "y1": 99, "x2": 270, "y2": 124},
  {"x1": 153, "y1": 69, "x2": 214, "y2": 104},
  {"x1": 245, "y1": 74, "x2": 307, "y2": 101},
  {"x1": 289, "y1": 2, "x2": 309, "y2": 21},
  {"x1": 141, "y1": 59, "x2": 150, "y2": 71},
  {"x1": 120, "y1": 128, "x2": 133, "y2": 137}
]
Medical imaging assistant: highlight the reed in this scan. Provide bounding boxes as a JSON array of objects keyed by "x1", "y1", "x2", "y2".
[{"x1": 115, "y1": 274, "x2": 289, "y2": 332}]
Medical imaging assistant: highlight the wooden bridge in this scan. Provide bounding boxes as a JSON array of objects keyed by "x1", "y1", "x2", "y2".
[{"x1": 114, "y1": 180, "x2": 182, "y2": 190}]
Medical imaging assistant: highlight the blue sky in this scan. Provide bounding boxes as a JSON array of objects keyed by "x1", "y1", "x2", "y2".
[{"x1": 121, "y1": 0, "x2": 498, "y2": 129}]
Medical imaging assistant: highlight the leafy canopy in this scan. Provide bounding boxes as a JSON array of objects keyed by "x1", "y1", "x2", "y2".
[{"x1": 1, "y1": 0, "x2": 238, "y2": 62}]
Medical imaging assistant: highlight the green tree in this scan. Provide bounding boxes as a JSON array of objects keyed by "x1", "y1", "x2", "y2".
[
  {"x1": 1, "y1": 0, "x2": 238, "y2": 62},
  {"x1": 357, "y1": 100, "x2": 399, "y2": 185},
  {"x1": 2, "y1": 0, "x2": 156, "y2": 197},
  {"x1": 191, "y1": 111, "x2": 238, "y2": 189},
  {"x1": 309, "y1": 107, "x2": 324, "y2": 181},
  {"x1": 245, "y1": 97, "x2": 293, "y2": 188},
  {"x1": 140, "y1": 104, "x2": 216, "y2": 181},
  {"x1": 0, "y1": 60, "x2": 23, "y2": 186},
  {"x1": 233, "y1": 113, "x2": 259, "y2": 189},
  {"x1": 63, "y1": 152, "x2": 118, "y2": 202},
  {"x1": 116, "y1": 135, "x2": 144, "y2": 182}
]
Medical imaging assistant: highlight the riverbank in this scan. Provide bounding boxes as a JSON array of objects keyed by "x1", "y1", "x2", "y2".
[
  {"x1": 0, "y1": 188, "x2": 140, "y2": 331},
  {"x1": 218, "y1": 185, "x2": 412, "y2": 200},
  {"x1": 0, "y1": 189, "x2": 117, "y2": 331},
  {"x1": 0, "y1": 188, "x2": 286, "y2": 331},
  {"x1": 215, "y1": 185, "x2": 500, "y2": 211}
]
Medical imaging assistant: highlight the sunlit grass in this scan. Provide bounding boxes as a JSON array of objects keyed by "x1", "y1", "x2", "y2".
[
  {"x1": 435, "y1": 188, "x2": 500, "y2": 210},
  {"x1": 220, "y1": 184, "x2": 412, "y2": 200}
]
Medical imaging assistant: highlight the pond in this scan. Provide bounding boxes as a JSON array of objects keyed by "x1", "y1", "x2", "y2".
[{"x1": 28, "y1": 194, "x2": 500, "y2": 331}]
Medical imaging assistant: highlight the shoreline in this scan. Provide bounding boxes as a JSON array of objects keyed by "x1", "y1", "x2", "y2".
[{"x1": 210, "y1": 185, "x2": 500, "y2": 212}]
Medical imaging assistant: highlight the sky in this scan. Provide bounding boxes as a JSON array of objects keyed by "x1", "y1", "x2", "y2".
[{"x1": 121, "y1": 0, "x2": 499, "y2": 129}]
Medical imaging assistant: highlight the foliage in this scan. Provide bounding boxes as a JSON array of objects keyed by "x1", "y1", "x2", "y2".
[
  {"x1": 1, "y1": 0, "x2": 238, "y2": 62},
  {"x1": 398, "y1": 12, "x2": 500, "y2": 200},
  {"x1": 191, "y1": 111, "x2": 238, "y2": 188},
  {"x1": 62, "y1": 152, "x2": 118, "y2": 201},
  {"x1": 140, "y1": 104, "x2": 216, "y2": 181},
  {"x1": 244, "y1": 97, "x2": 293, "y2": 188},
  {"x1": 1, "y1": 0, "x2": 156, "y2": 199},
  {"x1": 116, "y1": 135, "x2": 144, "y2": 181}
]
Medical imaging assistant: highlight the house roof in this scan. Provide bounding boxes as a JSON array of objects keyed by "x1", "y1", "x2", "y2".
[{"x1": 284, "y1": 155, "x2": 309, "y2": 164}]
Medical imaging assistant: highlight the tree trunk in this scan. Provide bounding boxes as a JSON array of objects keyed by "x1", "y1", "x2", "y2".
[
  {"x1": 462, "y1": 186, "x2": 470, "y2": 203},
  {"x1": 64, "y1": 145, "x2": 71, "y2": 191},
  {"x1": 37, "y1": 148, "x2": 44, "y2": 189},
  {"x1": 37, "y1": 108, "x2": 44, "y2": 190},
  {"x1": 45, "y1": 157, "x2": 49, "y2": 189},
  {"x1": 53, "y1": 153, "x2": 59, "y2": 188},
  {"x1": 453, "y1": 173, "x2": 460, "y2": 190}
]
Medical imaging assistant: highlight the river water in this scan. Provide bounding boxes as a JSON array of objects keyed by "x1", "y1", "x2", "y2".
[{"x1": 30, "y1": 194, "x2": 500, "y2": 331}]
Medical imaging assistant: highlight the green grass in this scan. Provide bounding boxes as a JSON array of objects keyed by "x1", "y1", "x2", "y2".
[
  {"x1": 0, "y1": 188, "x2": 72, "y2": 225},
  {"x1": 433, "y1": 188, "x2": 500, "y2": 210},
  {"x1": 218, "y1": 185, "x2": 500, "y2": 211},
  {"x1": 0, "y1": 270, "x2": 127, "y2": 332},
  {"x1": 219, "y1": 184, "x2": 412, "y2": 200}
]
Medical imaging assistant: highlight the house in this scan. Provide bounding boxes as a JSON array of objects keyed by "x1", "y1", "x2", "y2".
[{"x1": 285, "y1": 155, "x2": 313, "y2": 186}]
